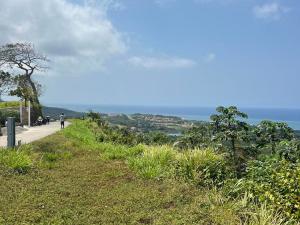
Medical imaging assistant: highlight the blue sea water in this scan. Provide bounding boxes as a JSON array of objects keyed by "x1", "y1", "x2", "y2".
[{"x1": 51, "y1": 104, "x2": 300, "y2": 130}]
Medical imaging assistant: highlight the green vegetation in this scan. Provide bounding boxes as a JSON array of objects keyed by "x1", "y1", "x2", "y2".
[
  {"x1": 0, "y1": 105, "x2": 300, "y2": 224},
  {"x1": 0, "y1": 101, "x2": 20, "y2": 109},
  {"x1": 0, "y1": 145, "x2": 32, "y2": 173},
  {"x1": 100, "y1": 112, "x2": 192, "y2": 134},
  {"x1": 84, "y1": 107, "x2": 300, "y2": 222},
  {"x1": 0, "y1": 109, "x2": 20, "y2": 126}
]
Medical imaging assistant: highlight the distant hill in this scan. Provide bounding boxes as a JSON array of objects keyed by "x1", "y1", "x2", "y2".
[{"x1": 43, "y1": 106, "x2": 84, "y2": 120}]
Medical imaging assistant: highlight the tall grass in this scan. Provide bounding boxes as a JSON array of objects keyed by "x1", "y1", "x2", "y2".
[
  {"x1": 99, "y1": 143, "x2": 145, "y2": 160},
  {"x1": 174, "y1": 149, "x2": 229, "y2": 185},
  {"x1": 0, "y1": 145, "x2": 33, "y2": 173},
  {"x1": 244, "y1": 203, "x2": 298, "y2": 225},
  {"x1": 128, "y1": 145, "x2": 176, "y2": 178}
]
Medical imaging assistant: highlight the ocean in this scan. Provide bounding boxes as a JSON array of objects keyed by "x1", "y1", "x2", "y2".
[{"x1": 51, "y1": 104, "x2": 300, "y2": 130}]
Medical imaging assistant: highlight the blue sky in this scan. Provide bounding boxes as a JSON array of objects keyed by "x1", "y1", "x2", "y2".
[{"x1": 0, "y1": 0, "x2": 299, "y2": 108}]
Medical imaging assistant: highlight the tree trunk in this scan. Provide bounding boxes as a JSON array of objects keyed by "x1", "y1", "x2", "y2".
[
  {"x1": 26, "y1": 76, "x2": 43, "y2": 122},
  {"x1": 231, "y1": 138, "x2": 241, "y2": 177}
]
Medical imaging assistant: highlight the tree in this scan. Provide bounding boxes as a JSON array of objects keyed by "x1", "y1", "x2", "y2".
[
  {"x1": 210, "y1": 106, "x2": 249, "y2": 174},
  {"x1": 177, "y1": 123, "x2": 213, "y2": 149},
  {"x1": 255, "y1": 120, "x2": 294, "y2": 153},
  {"x1": 9, "y1": 75, "x2": 43, "y2": 107},
  {"x1": 0, "y1": 43, "x2": 48, "y2": 120},
  {"x1": 0, "y1": 70, "x2": 12, "y2": 101}
]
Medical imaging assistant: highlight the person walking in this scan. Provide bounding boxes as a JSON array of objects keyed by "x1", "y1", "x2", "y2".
[{"x1": 60, "y1": 113, "x2": 65, "y2": 129}]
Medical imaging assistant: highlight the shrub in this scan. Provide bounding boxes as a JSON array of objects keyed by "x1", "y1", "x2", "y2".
[
  {"x1": 100, "y1": 143, "x2": 145, "y2": 160},
  {"x1": 174, "y1": 148, "x2": 230, "y2": 186},
  {"x1": 276, "y1": 139, "x2": 300, "y2": 163},
  {"x1": 128, "y1": 145, "x2": 176, "y2": 179},
  {"x1": 0, "y1": 109, "x2": 20, "y2": 126},
  {"x1": 239, "y1": 157, "x2": 300, "y2": 219},
  {"x1": 0, "y1": 145, "x2": 33, "y2": 173}
]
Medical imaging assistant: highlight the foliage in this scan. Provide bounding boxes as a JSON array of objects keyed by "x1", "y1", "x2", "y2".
[
  {"x1": 210, "y1": 106, "x2": 250, "y2": 175},
  {"x1": 128, "y1": 145, "x2": 176, "y2": 179},
  {"x1": 9, "y1": 75, "x2": 43, "y2": 103},
  {"x1": 174, "y1": 149, "x2": 230, "y2": 186},
  {"x1": 276, "y1": 139, "x2": 300, "y2": 162},
  {"x1": 1, "y1": 119, "x2": 298, "y2": 224},
  {"x1": 0, "y1": 101, "x2": 20, "y2": 109},
  {"x1": 86, "y1": 110, "x2": 106, "y2": 127},
  {"x1": 255, "y1": 120, "x2": 294, "y2": 153},
  {"x1": 0, "y1": 145, "x2": 33, "y2": 173},
  {"x1": 94, "y1": 121, "x2": 172, "y2": 146},
  {"x1": 245, "y1": 203, "x2": 296, "y2": 225},
  {"x1": 0, "y1": 70, "x2": 12, "y2": 99},
  {"x1": 0, "y1": 42, "x2": 49, "y2": 120},
  {"x1": 99, "y1": 143, "x2": 145, "y2": 160},
  {"x1": 237, "y1": 157, "x2": 300, "y2": 219},
  {"x1": 176, "y1": 123, "x2": 214, "y2": 149},
  {"x1": 142, "y1": 131, "x2": 172, "y2": 145},
  {"x1": 0, "y1": 109, "x2": 20, "y2": 125}
]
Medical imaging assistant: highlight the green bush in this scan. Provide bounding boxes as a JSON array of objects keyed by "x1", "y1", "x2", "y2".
[
  {"x1": 174, "y1": 148, "x2": 230, "y2": 186},
  {"x1": 0, "y1": 145, "x2": 33, "y2": 173},
  {"x1": 128, "y1": 145, "x2": 176, "y2": 179},
  {"x1": 0, "y1": 109, "x2": 20, "y2": 126},
  {"x1": 238, "y1": 157, "x2": 300, "y2": 219},
  {"x1": 276, "y1": 139, "x2": 300, "y2": 163},
  {"x1": 0, "y1": 101, "x2": 20, "y2": 109}
]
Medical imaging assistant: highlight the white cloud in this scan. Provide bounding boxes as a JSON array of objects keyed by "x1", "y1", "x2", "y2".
[
  {"x1": 0, "y1": 0, "x2": 127, "y2": 76},
  {"x1": 204, "y1": 53, "x2": 216, "y2": 63},
  {"x1": 253, "y1": 3, "x2": 290, "y2": 21},
  {"x1": 128, "y1": 56, "x2": 196, "y2": 69}
]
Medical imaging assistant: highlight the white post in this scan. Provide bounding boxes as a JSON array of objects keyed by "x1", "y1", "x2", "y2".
[{"x1": 28, "y1": 101, "x2": 31, "y2": 127}]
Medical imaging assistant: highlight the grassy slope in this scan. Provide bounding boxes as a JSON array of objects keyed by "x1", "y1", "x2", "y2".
[{"x1": 0, "y1": 121, "x2": 275, "y2": 225}]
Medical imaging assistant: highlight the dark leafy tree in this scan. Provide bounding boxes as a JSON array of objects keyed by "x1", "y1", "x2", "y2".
[
  {"x1": 0, "y1": 43, "x2": 49, "y2": 120},
  {"x1": 210, "y1": 106, "x2": 249, "y2": 175},
  {"x1": 276, "y1": 139, "x2": 300, "y2": 163},
  {"x1": 86, "y1": 110, "x2": 107, "y2": 127},
  {"x1": 177, "y1": 123, "x2": 213, "y2": 149},
  {"x1": 9, "y1": 75, "x2": 42, "y2": 107},
  {"x1": 0, "y1": 70, "x2": 12, "y2": 101},
  {"x1": 255, "y1": 120, "x2": 294, "y2": 153}
]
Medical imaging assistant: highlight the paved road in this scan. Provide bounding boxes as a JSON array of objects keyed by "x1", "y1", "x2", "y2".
[{"x1": 0, "y1": 121, "x2": 69, "y2": 147}]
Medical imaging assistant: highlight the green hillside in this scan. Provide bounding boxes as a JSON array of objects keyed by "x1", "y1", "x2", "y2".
[
  {"x1": 1, "y1": 119, "x2": 299, "y2": 224},
  {"x1": 42, "y1": 106, "x2": 84, "y2": 120}
]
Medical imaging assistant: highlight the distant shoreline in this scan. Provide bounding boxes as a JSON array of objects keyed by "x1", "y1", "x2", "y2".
[{"x1": 47, "y1": 104, "x2": 300, "y2": 130}]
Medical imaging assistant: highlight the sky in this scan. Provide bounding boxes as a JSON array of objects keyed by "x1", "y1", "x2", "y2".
[{"x1": 0, "y1": 0, "x2": 299, "y2": 108}]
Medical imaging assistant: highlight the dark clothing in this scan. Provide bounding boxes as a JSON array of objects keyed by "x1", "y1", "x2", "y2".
[{"x1": 61, "y1": 121, "x2": 65, "y2": 129}]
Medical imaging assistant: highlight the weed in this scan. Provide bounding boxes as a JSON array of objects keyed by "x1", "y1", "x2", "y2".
[{"x1": 0, "y1": 145, "x2": 33, "y2": 173}]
